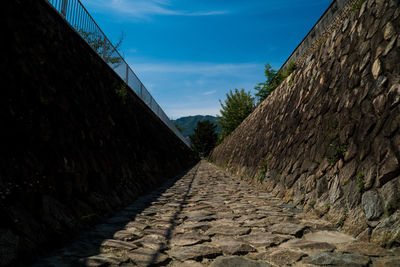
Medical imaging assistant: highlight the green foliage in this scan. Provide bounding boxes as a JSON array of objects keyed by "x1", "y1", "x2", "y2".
[
  {"x1": 386, "y1": 202, "x2": 397, "y2": 216},
  {"x1": 222, "y1": 158, "x2": 229, "y2": 168},
  {"x1": 325, "y1": 204, "x2": 331, "y2": 212},
  {"x1": 289, "y1": 74, "x2": 295, "y2": 86},
  {"x1": 357, "y1": 178, "x2": 366, "y2": 193},
  {"x1": 337, "y1": 219, "x2": 345, "y2": 228},
  {"x1": 299, "y1": 197, "x2": 305, "y2": 205},
  {"x1": 80, "y1": 213, "x2": 97, "y2": 222},
  {"x1": 173, "y1": 115, "x2": 221, "y2": 137},
  {"x1": 286, "y1": 61, "x2": 297, "y2": 74},
  {"x1": 330, "y1": 143, "x2": 348, "y2": 158},
  {"x1": 309, "y1": 200, "x2": 316, "y2": 208},
  {"x1": 189, "y1": 120, "x2": 218, "y2": 157},
  {"x1": 352, "y1": 0, "x2": 366, "y2": 11},
  {"x1": 115, "y1": 84, "x2": 128, "y2": 103},
  {"x1": 279, "y1": 169, "x2": 284, "y2": 175},
  {"x1": 218, "y1": 88, "x2": 255, "y2": 141},
  {"x1": 256, "y1": 161, "x2": 268, "y2": 183},
  {"x1": 78, "y1": 30, "x2": 124, "y2": 64},
  {"x1": 323, "y1": 118, "x2": 347, "y2": 168},
  {"x1": 254, "y1": 62, "x2": 296, "y2": 103},
  {"x1": 312, "y1": 73, "x2": 317, "y2": 80},
  {"x1": 337, "y1": 212, "x2": 348, "y2": 228}
]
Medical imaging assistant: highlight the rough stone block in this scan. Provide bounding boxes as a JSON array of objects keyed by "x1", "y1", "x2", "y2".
[{"x1": 362, "y1": 190, "x2": 383, "y2": 220}]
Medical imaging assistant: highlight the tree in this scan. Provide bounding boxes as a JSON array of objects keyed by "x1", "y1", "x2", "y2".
[
  {"x1": 254, "y1": 61, "x2": 296, "y2": 103},
  {"x1": 189, "y1": 120, "x2": 218, "y2": 157},
  {"x1": 78, "y1": 30, "x2": 125, "y2": 65},
  {"x1": 218, "y1": 88, "x2": 255, "y2": 141}
]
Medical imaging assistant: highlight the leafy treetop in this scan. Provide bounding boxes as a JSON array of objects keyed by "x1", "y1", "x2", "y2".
[
  {"x1": 254, "y1": 61, "x2": 296, "y2": 103},
  {"x1": 218, "y1": 88, "x2": 255, "y2": 141},
  {"x1": 189, "y1": 120, "x2": 218, "y2": 157}
]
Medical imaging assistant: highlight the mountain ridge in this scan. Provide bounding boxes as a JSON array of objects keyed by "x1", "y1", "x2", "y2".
[{"x1": 173, "y1": 115, "x2": 221, "y2": 137}]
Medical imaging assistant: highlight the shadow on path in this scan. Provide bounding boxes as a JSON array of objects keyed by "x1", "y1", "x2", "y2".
[{"x1": 31, "y1": 163, "x2": 200, "y2": 266}]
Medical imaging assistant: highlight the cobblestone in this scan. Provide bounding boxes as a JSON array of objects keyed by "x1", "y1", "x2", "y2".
[{"x1": 34, "y1": 161, "x2": 395, "y2": 266}]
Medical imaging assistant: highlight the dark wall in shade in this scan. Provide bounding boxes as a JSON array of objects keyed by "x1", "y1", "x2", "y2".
[{"x1": 0, "y1": 0, "x2": 197, "y2": 265}]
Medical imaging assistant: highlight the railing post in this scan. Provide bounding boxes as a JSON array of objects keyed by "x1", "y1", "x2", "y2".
[
  {"x1": 61, "y1": 0, "x2": 68, "y2": 17},
  {"x1": 102, "y1": 36, "x2": 107, "y2": 61},
  {"x1": 125, "y1": 65, "x2": 129, "y2": 83}
]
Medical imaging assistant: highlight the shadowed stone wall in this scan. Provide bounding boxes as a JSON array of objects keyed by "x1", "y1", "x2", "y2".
[
  {"x1": 0, "y1": 0, "x2": 196, "y2": 265},
  {"x1": 212, "y1": 0, "x2": 400, "y2": 247}
]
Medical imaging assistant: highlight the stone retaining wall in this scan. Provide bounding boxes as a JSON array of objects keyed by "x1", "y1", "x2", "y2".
[
  {"x1": 212, "y1": 0, "x2": 400, "y2": 247},
  {"x1": 0, "y1": 0, "x2": 196, "y2": 265}
]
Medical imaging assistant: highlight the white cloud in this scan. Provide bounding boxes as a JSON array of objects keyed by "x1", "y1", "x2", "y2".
[
  {"x1": 128, "y1": 61, "x2": 260, "y2": 76},
  {"x1": 82, "y1": 0, "x2": 229, "y2": 19},
  {"x1": 201, "y1": 90, "x2": 216, "y2": 96}
]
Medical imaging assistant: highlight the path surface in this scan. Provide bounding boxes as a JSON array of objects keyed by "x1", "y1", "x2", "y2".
[{"x1": 35, "y1": 161, "x2": 399, "y2": 266}]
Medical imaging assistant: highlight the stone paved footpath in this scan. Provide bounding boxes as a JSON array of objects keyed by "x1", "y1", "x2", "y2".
[{"x1": 34, "y1": 161, "x2": 400, "y2": 267}]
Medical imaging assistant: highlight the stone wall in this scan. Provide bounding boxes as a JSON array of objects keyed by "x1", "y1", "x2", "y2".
[
  {"x1": 211, "y1": 0, "x2": 400, "y2": 247},
  {"x1": 0, "y1": 0, "x2": 196, "y2": 265}
]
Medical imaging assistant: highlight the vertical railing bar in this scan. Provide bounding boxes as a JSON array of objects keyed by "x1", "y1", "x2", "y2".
[
  {"x1": 79, "y1": 2, "x2": 83, "y2": 31},
  {"x1": 70, "y1": 0, "x2": 73, "y2": 25},
  {"x1": 90, "y1": 15, "x2": 95, "y2": 34},
  {"x1": 78, "y1": 4, "x2": 82, "y2": 31},
  {"x1": 73, "y1": 0, "x2": 78, "y2": 27},
  {"x1": 102, "y1": 36, "x2": 107, "y2": 60},
  {"x1": 76, "y1": 1, "x2": 80, "y2": 30},
  {"x1": 82, "y1": 9, "x2": 86, "y2": 32},
  {"x1": 67, "y1": 0, "x2": 71, "y2": 20},
  {"x1": 83, "y1": 9, "x2": 87, "y2": 33},
  {"x1": 69, "y1": 0, "x2": 74, "y2": 21},
  {"x1": 89, "y1": 17, "x2": 93, "y2": 35},
  {"x1": 125, "y1": 65, "x2": 129, "y2": 83},
  {"x1": 61, "y1": 0, "x2": 66, "y2": 17}
]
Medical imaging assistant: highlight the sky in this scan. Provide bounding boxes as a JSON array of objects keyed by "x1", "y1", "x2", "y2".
[{"x1": 80, "y1": 0, "x2": 331, "y2": 119}]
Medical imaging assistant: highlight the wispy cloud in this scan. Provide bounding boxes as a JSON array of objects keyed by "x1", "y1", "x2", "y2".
[
  {"x1": 82, "y1": 0, "x2": 229, "y2": 19},
  {"x1": 128, "y1": 62, "x2": 260, "y2": 76},
  {"x1": 124, "y1": 60, "x2": 264, "y2": 118},
  {"x1": 201, "y1": 90, "x2": 216, "y2": 96}
]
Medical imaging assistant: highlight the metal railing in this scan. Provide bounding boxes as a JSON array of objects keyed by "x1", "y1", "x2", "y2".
[
  {"x1": 46, "y1": 0, "x2": 190, "y2": 147},
  {"x1": 280, "y1": 0, "x2": 352, "y2": 71}
]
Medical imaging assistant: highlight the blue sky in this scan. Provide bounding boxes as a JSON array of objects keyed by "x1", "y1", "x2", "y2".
[{"x1": 81, "y1": 0, "x2": 331, "y2": 118}]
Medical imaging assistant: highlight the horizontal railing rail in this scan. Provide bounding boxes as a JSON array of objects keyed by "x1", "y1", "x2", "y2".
[{"x1": 46, "y1": 0, "x2": 190, "y2": 147}]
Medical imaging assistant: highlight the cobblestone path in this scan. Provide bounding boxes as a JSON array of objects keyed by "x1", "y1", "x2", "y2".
[{"x1": 35, "y1": 161, "x2": 400, "y2": 266}]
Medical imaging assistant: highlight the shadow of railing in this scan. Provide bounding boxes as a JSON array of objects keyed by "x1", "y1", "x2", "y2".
[
  {"x1": 146, "y1": 163, "x2": 199, "y2": 265},
  {"x1": 31, "y1": 163, "x2": 200, "y2": 266}
]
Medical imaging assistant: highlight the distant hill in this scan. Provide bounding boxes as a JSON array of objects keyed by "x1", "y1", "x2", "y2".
[{"x1": 173, "y1": 115, "x2": 221, "y2": 137}]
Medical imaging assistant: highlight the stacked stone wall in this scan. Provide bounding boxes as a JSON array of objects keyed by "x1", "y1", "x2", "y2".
[
  {"x1": 211, "y1": 0, "x2": 400, "y2": 247},
  {"x1": 0, "y1": 0, "x2": 196, "y2": 265}
]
